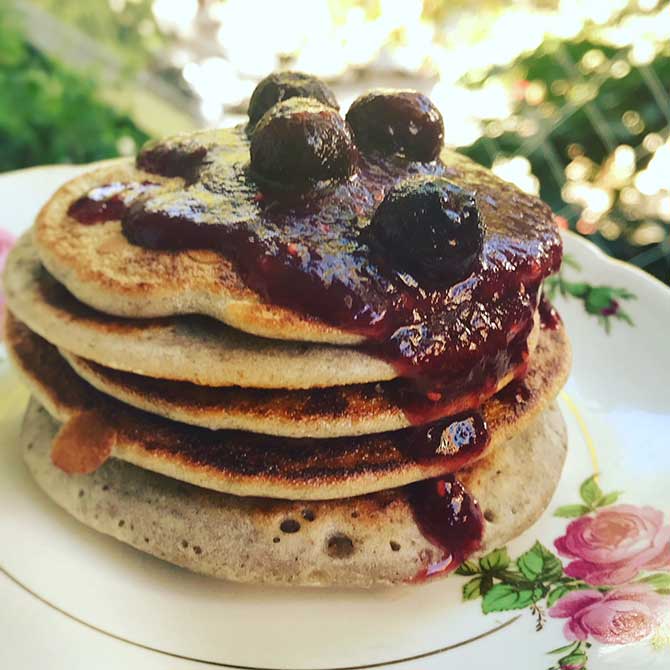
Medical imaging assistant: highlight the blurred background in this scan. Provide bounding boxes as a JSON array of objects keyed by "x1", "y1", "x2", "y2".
[{"x1": 2, "y1": 0, "x2": 670, "y2": 284}]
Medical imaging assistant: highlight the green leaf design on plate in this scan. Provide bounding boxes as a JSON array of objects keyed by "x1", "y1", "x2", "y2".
[
  {"x1": 548, "y1": 642, "x2": 579, "y2": 655},
  {"x1": 546, "y1": 585, "x2": 571, "y2": 609},
  {"x1": 556, "y1": 477, "x2": 624, "y2": 516},
  {"x1": 481, "y1": 583, "x2": 545, "y2": 613},
  {"x1": 584, "y1": 287, "x2": 616, "y2": 314},
  {"x1": 559, "y1": 651, "x2": 588, "y2": 668},
  {"x1": 480, "y1": 574, "x2": 494, "y2": 596},
  {"x1": 610, "y1": 287, "x2": 636, "y2": 300},
  {"x1": 637, "y1": 573, "x2": 670, "y2": 592},
  {"x1": 455, "y1": 559, "x2": 480, "y2": 576},
  {"x1": 463, "y1": 576, "x2": 483, "y2": 601},
  {"x1": 562, "y1": 254, "x2": 581, "y2": 271},
  {"x1": 579, "y1": 475, "x2": 603, "y2": 507},
  {"x1": 517, "y1": 542, "x2": 564, "y2": 583},
  {"x1": 496, "y1": 570, "x2": 531, "y2": 586},
  {"x1": 462, "y1": 574, "x2": 496, "y2": 600},
  {"x1": 596, "y1": 491, "x2": 622, "y2": 508},
  {"x1": 564, "y1": 281, "x2": 589, "y2": 298},
  {"x1": 479, "y1": 547, "x2": 510, "y2": 573},
  {"x1": 554, "y1": 504, "x2": 591, "y2": 518},
  {"x1": 544, "y1": 254, "x2": 635, "y2": 332},
  {"x1": 454, "y1": 473, "x2": 638, "y2": 667}
]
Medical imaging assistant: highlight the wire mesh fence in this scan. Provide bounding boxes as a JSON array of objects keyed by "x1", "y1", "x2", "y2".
[{"x1": 460, "y1": 18, "x2": 670, "y2": 284}]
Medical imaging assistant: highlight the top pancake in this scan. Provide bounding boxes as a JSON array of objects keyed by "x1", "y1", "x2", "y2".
[
  {"x1": 33, "y1": 131, "x2": 558, "y2": 346},
  {"x1": 3, "y1": 233, "x2": 396, "y2": 388}
]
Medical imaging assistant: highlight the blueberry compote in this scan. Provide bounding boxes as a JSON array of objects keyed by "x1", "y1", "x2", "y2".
[
  {"x1": 409, "y1": 476, "x2": 484, "y2": 579},
  {"x1": 110, "y1": 126, "x2": 560, "y2": 383},
  {"x1": 539, "y1": 293, "x2": 562, "y2": 330},
  {"x1": 138, "y1": 402, "x2": 488, "y2": 579},
  {"x1": 66, "y1": 81, "x2": 563, "y2": 575},
  {"x1": 399, "y1": 410, "x2": 487, "y2": 464},
  {"x1": 67, "y1": 182, "x2": 158, "y2": 224},
  {"x1": 404, "y1": 413, "x2": 486, "y2": 579}
]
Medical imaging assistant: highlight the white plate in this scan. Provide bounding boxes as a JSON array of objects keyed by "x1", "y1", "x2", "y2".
[{"x1": 1, "y1": 166, "x2": 669, "y2": 670}]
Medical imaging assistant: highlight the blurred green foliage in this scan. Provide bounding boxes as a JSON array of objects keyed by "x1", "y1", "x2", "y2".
[
  {"x1": 462, "y1": 38, "x2": 670, "y2": 283},
  {"x1": 0, "y1": 7, "x2": 149, "y2": 172},
  {"x1": 31, "y1": 0, "x2": 163, "y2": 71}
]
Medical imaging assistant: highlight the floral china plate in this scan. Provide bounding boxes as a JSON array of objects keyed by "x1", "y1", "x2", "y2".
[{"x1": 0, "y1": 165, "x2": 668, "y2": 670}]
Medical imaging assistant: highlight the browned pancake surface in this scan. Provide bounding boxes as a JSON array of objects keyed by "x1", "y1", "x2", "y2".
[
  {"x1": 6, "y1": 313, "x2": 570, "y2": 499},
  {"x1": 21, "y1": 399, "x2": 568, "y2": 586},
  {"x1": 60, "y1": 314, "x2": 537, "y2": 436}
]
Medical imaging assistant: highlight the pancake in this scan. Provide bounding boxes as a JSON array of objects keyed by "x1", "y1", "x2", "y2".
[
  {"x1": 3, "y1": 234, "x2": 396, "y2": 388},
  {"x1": 6, "y1": 314, "x2": 571, "y2": 500},
  {"x1": 60, "y1": 319, "x2": 540, "y2": 437},
  {"x1": 33, "y1": 135, "x2": 558, "y2": 347},
  {"x1": 21, "y1": 399, "x2": 568, "y2": 586}
]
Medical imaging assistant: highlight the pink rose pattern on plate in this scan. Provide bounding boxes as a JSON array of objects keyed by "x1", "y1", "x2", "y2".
[
  {"x1": 457, "y1": 475, "x2": 670, "y2": 669},
  {"x1": 0, "y1": 228, "x2": 16, "y2": 342},
  {"x1": 555, "y1": 505, "x2": 670, "y2": 586},
  {"x1": 549, "y1": 584, "x2": 666, "y2": 646}
]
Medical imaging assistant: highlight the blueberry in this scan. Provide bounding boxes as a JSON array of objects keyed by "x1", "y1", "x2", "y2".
[
  {"x1": 346, "y1": 90, "x2": 444, "y2": 161},
  {"x1": 366, "y1": 176, "x2": 483, "y2": 284},
  {"x1": 247, "y1": 71, "x2": 339, "y2": 131},
  {"x1": 250, "y1": 97, "x2": 356, "y2": 191}
]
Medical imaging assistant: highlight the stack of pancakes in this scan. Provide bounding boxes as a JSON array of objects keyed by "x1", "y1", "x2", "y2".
[{"x1": 3, "y1": 78, "x2": 570, "y2": 587}]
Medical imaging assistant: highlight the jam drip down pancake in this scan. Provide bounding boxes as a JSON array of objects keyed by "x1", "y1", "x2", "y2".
[{"x1": 2, "y1": 235, "x2": 399, "y2": 389}]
